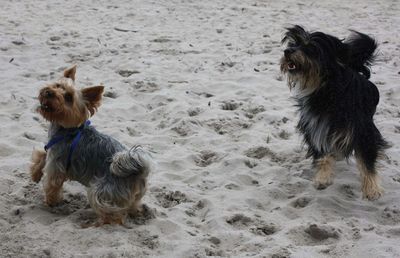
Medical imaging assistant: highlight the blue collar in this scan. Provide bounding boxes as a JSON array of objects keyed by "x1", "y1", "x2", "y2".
[{"x1": 45, "y1": 120, "x2": 91, "y2": 169}]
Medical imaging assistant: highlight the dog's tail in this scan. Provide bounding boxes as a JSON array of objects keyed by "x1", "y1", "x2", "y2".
[
  {"x1": 344, "y1": 30, "x2": 378, "y2": 79},
  {"x1": 110, "y1": 146, "x2": 152, "y2": 178}
]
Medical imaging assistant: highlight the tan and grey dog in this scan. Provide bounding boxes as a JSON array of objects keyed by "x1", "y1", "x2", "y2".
[{"x1": 30, "y1": 65, "x2": 152, "y2": 226}]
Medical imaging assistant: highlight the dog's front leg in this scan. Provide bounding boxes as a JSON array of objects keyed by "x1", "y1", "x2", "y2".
[
  {"x1": 43, "y1": 166, "x2": 66, "y2": 206},
  {"x1": 30, "y1": 149, "x2": 47, "y2": 183},
  {"x1": 314, "y1": 155, "x2": 335, "y2": 189}
]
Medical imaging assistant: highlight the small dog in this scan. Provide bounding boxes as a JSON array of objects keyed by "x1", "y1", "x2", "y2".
[
  {"x1": 280, "y1": 25, "x2": 387, "y2": 200},
  {"x1": 30, "y1": 65, "x2": 152, "y2": 226}
]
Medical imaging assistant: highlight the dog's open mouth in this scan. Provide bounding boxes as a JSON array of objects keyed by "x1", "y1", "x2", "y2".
[
  {"x1": 287, "y1": 62, "x2": 296, "y2": 70},
  {"x1": 40, "y1": 101, "x2": 53, "y2": 112}
]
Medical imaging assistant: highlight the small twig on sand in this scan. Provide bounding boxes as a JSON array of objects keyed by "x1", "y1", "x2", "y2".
[{"x1": 114, "y1": 27, "x2": 138, "y2": 33}]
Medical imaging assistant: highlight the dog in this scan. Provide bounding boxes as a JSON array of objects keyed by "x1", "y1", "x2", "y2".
[
  {"x1": 30, "y1": 65, "x2": 152, "y2": 226},
  {"x1": 280, "y1": 25, "x2": 387, "y2": 200}
]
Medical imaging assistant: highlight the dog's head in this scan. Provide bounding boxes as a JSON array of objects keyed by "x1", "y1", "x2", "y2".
[
  {"x1": 280, "y1": 25, "x2": 346, "y2": 92},
  {"x1": 38, "y1": 65, "x2": 104, "y2": 128}
]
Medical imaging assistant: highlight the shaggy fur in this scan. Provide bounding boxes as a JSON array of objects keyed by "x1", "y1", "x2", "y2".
[
  {"x1": 280, "y1": 25, "x2": 387, "y2": 200},
  {"x1": 30, "y1": 65, "x2": 152, "y2": 226}
]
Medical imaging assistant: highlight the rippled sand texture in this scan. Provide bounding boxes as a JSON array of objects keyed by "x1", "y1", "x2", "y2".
[{"x1": 0, "y1": 0, "x2": 399, "y2": 257}]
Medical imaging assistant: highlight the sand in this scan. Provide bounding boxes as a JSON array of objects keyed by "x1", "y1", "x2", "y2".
[{"x1": 0, "y1": 0, "x2": 399, "y2": 257}]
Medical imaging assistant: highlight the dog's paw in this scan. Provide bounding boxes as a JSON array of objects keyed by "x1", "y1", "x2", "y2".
[
  {"x1": 313, "y1": 176, "x2": 333, "y2": 190},
  {"x1": 361, "y1": 174, "x2": 383, "y2": 201},
  {"x1": 362, "y1": 187, "x2": 383, "y2": 201},
  {"x1": 31, "y1": 170, "x2": 44, "y2": 183},
  {"x1": 45, "y1": 196, "x2": 63, "y2": 207}
]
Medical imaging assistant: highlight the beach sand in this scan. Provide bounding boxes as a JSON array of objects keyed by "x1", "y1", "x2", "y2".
[{"x1": 0, "y1": 0, "x2": 399, "y2": 257}]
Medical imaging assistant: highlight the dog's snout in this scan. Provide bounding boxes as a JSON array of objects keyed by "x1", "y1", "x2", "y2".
[
  {"x1": 284, "y1": 48, "x2": 295, "y2": 57},
  {"x1": 42, "y1": 89, "x2": 54, "y2": 98}
]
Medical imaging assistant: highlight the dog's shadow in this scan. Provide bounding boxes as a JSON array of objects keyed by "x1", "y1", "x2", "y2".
[
  {"x1": 67, "y1": 200, "x2": 157, "y2": 228},
  {"x1": 23, "y1": 181, "x2": 157, "y2": 227},
  {"x1": 47, "y1": 192, "x2": 89, "y2": 216}
]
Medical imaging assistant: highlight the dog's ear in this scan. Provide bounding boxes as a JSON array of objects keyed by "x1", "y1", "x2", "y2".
[
  {"x1": 282, "y1": 25, "x2": 309, "y2": 45},
  {"x1": 63, "y1": 65, "x2": 77, "y2": 81},
  {"x1": 81, "y1": 86, "x2": 104, "y2": 116}
]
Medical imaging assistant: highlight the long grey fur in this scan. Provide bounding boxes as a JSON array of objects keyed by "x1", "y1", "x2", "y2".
[{"x1": 45, "y1": 122, "x2": 151, "y2": 212}]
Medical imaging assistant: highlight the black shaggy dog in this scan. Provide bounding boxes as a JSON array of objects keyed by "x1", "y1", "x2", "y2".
[{"x1": 280, "y1": 25, "x2": 387, "y2": 200}]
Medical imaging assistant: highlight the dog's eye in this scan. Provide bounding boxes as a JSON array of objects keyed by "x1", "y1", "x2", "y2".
[
  {"x1": 64, "y1": 93, "x2": 73, "y2": 103},
  {"x1": 55, "y1": 83, "x2": 65, "y2": 89}
]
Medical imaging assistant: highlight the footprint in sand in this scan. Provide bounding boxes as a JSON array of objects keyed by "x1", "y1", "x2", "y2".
[
  {"x1": 243, "y1": 105, "x2": 265, "y2": 119},
  {"x1": 380, "y1": 206, "x2": 400, "y2": 225},
  {"x1": 126, "y1": 204, "x2": 158, "y2": 225},
  {"x1": 194, "y1": 150, "x2": 219, "y2": 167},
  {"x1": 49, "y1": 36, "x2": 61, "y2": 41},
  {"x1": 271, "y1": 248, "x2": 291, "y2": 258},
  {"x1": 218, "y1": 60, "x2": 239, "y2": 72},
  {"x1": 12, "y1": 40, "x2": 25, "y2": 46},
  {"x1": 233, "y1": 174, "x2": 259, "y2": 186},
  {"x1": 250, "y1": 223, "x2": 279, "y2": 236},
  {"x1": 208, "y1": 236, "x2": 221, "y2": 246},
  {"x1": 206, "y1": 118, "x2": 251, "y2": 135},
  {"x1": 227, "y1": 214, "x2": 279, "y2": 236},
  {"x1": 128, "y1": 80, "x2": 160, "y2": 93},
  {"x1": 288, "y1": 224, "x2": 341, "y2": 246},
  {"x1": 244, "y1": 159, "x2": 258, "y2": 168},
  {"x1": 290, "y1": 196, "x2": 313, "y2": 208},
  {"x1": 244, "y1": 146, "x2": 270, "y2": 159},
  {"x1": 277, "y1": 129, "x2": 291, "y2": 140},
  {"x1": 126, "y1": 127, "x2": 142, "y2": 137},
  {"x1": 339, "y1": 184, "x2": 357, "y2": 199},
  {"x1": 205, "y1": 247, "x2": 224, "y2": 257},
  {"x1": 136, "y1": 230, "x2": 160, "y2": 250},
  {"x1": 226, "y1": 214, "x2": 253, "y2": 228},
  {"x1": 117, "y1": 69, "x2": 140, "y2": 78},
  {"x1": 192, "y1": 91, "x2": 214, "y2": 98},
  {"x1": 220, "y1": 100, "x2": 241, "y2": 111},
  {"x1": 49, "y1": 192, "x2": 88, "y2": 216},
  {"x1": 244, "y1": 146, "x2": 281, "y2": 163},
  {"x1": 16, "y1": 181, "x2": 42, "y2": 205},
  {"x1": 185, "y1": 199, "x2": 209, "y2": 218},
  {"x1": 171, "y1": 119, "x2": 198, "y2": 137},
  {"x1": 187, "y1": 107, "x2": 203, "y2": 117},
  {"x1": 153, "y1": 188, "x2": 190, "y2": 208},
  {"x1": 103, "y1": 87, "x2": 118, "y2": 99},
  {"x1": 304, "y1": 224, "x2": 340, "y2": 241},
  {"x1": 224, "y1": 183, "x2": 240, "y2": 190}
]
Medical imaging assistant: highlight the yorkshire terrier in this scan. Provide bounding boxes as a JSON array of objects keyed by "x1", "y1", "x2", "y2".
[
  {"x1": 280, "y1": 25, "x2": 387, "y2": 200},
  {"x1": 30, "y1": 65, "x2": 152, "y2": 226}
]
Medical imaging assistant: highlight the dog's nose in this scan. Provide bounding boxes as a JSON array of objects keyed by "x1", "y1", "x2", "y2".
[{"x1": 284, "y1": 48, "x2": 295, "y2": 57}]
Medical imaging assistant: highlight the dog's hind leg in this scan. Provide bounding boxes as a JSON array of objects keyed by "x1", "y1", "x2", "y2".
[
  {"x1": 355, "y1": 124, "x2": 385, "y2": 200},
  {"x1": 128, "y1": 178, "x2": 147, "y2": 217},
  {"x1": 356, "y1": 154, "x2": 382, "y2": 200},
  {"x1": 314, "y1": 155, "x2": 335, "y2": 189},
  {"x1": 355, "y1": 146, "x2": 383, "y2": 201},
  {"x1": 86, "y1": 180, "x2": 130, "y2": 227}
]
